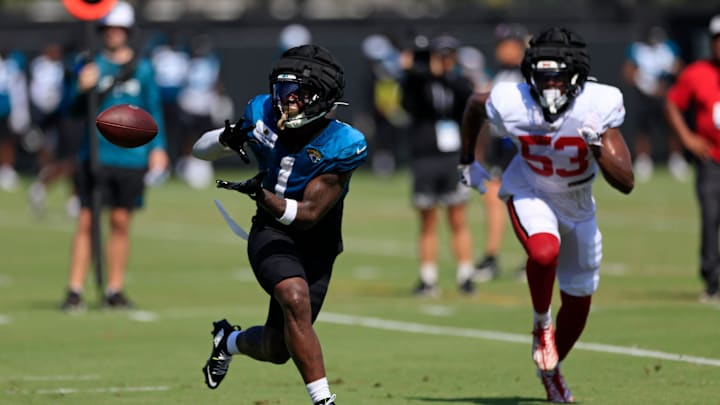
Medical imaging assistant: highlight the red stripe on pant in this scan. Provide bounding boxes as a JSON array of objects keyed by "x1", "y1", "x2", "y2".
[{"x1": 506, "y1": 197, "x2": 558, "y2": 314}]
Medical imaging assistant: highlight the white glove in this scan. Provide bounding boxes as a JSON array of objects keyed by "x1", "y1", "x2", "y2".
[
  {"x1": 458, "y1": 161, "x2": 491, "y2": 194},
  {"x1": 578, "y1": 126, "x2": 603, "y2": 148}
]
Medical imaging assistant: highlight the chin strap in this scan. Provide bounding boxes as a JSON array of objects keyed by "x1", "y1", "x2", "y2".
[
  {"x1": 276, "y1": 101, "x2": 347, "y2": 130},
  {"x1": 277, "y1": 111, "x2": 288, "y2": 130}
]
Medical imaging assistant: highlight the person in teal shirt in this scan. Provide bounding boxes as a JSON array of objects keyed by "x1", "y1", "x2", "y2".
[{"x1": 60, "y1": 1, "x2": 169, "y2": 311}]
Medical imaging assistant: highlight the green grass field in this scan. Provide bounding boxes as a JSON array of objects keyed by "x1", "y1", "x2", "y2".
[{"x1": 1, "y1": 167, "x2": 719, "y2": 405}]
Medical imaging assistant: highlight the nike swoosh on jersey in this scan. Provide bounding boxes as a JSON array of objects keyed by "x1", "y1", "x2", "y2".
[{"x1": 356, "y1": 146, "x2": 367, "y2": 155}]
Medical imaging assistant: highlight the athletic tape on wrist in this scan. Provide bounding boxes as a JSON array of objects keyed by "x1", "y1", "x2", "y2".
[{"x1": 277, "y1": 199, "x2": 298, "y2": 225}]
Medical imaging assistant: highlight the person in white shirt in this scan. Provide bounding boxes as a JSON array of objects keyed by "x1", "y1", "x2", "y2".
[
  {"x1": 176, "y1": 34, "x2": 222, "y2": 189},
  {"x1": 459, "y1": 27, "x2": 634, "y2": 403},
  {"x1": 27, "y1": 43, "x2": 81, "y2": 217},
  {"x1": 0, "y1": 50, "x2": 30, "y2": 192}
]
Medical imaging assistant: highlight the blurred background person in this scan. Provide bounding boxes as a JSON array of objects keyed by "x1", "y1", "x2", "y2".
[
  {"x1": 60, "y1": 0, "x2": 168, "y2": 311},
  {"x1": 361, "y1": 33, "x2": 409, "y2": 176},
  {"x1": 150, "y1": 32, "x2": 190, "y2": 171},
  {"x1": 27, "y1": 42, "x2": 83, "y2": 218},
  {"x1": 175, "y1": 33, "x2": 221, "y2": 189},
  {"x1": 0, "y1": 49, "x2": 30, "y2": 192},
  {"x1": 665, "y1": 14, "x2": 720, "y2": 304},
  {"x1": 276, "y1": 22, "x2": 313, "y2": 54},
  {"x1": 400, "y1": 33, "x2": 476, "y2": 296},
  {"x1": 207, "y1": 81, "x2": 235, "y2": 136},
  {"x1": 623, "y1": 24, "x2": 687, "y2": 183},
  {"x1": 473, "y1": 23, "x2": 526, "y2": 282},
  {"x1": 456, "y1": 43, "x2": 492, "y2": 93}
]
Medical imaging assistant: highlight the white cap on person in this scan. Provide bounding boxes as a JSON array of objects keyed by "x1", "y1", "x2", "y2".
[
  {"x1": 99, "y1": 1, "x2": 135, "y2": 29},
  {"x1": 710, "y1": 14, "x2": 720, "y2": 36}
]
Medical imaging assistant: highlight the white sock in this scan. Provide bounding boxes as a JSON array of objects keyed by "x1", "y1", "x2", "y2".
[
  {"x1": 534, "y1": 309, "x2": 552, "y2": 328},
  {"x1": 456, "y1": 261, "x2": 474, "y2": 283},
  {"x1": 226, "y1": 330, "x2": 241, "y2": 354},
  {"x1": 420, "y1": 263, "x2": 438, "y2": 285},
  {"x1": 306, "y1": 377, "x2": 331, "y2": 404}
]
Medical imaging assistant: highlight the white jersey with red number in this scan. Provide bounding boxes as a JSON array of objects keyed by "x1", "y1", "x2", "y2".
[{"x1": 486, "y1": 81, "x2": 625, "y2": 220}]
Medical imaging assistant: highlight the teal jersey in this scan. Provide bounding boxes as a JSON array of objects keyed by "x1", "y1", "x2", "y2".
[
  {"x1": 243, "y1": 95, "x2": 368, "y2": 201},
  {"x1": 70, "y1": 53, "x2": 166, "y2": 168}
]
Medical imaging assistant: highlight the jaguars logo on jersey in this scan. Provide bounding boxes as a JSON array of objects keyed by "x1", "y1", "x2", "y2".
[{"x1": 307, "y1": 148, "x2": 323, "y2": 163}]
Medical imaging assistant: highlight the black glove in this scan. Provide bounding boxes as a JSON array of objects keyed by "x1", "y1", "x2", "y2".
[
  {"x1": 216, "y1": 171, "x2": 267, "y2": 200},
  {"x1": 218, "y1": 118, "x2": 255, "y2": 164}
]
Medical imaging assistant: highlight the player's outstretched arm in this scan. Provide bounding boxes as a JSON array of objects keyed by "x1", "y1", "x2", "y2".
[
  {"x1": 255, "y1": 172, "x2": 351, "y2": 230},
  {"x1": 192, "y1": 119, "x2": 255, "y2": 162},
  {"x1": 592, "y1": 128, "x2": 634, "y2": 194},
  {"x1": 192, "y1": 127, "x2": 236, "y2": 161}
]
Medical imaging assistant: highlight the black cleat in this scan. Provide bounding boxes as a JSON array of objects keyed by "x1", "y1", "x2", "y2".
[
  {"x1": 458, "y1": 278, "x2": 477, "y2": 295},
  {"x1": 202, "y1": 319, "x2": 240, "y2": 389},
  {"x1": 102, "y1": 291, "x2": 134, "y2": 309},
  {"x1": 412, "y1": 281, "x2": 439, "y2": 297},
  {"x1": 59, "y1": 290, "x2": 86, "y2": 312},
  {"x1": 474, "y1": 255, "x2": 500, "y2": 282}
]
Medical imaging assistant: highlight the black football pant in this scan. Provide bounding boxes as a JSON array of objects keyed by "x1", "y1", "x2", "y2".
[{"x1": 696, "y1": 159, "x2": 720, "y2": 295}]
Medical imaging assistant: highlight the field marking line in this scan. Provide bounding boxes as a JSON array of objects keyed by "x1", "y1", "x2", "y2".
[
  {"x1": 128, "y1": 310, "x2": 159, "y2": 322},
  {"x1": 30, "y1": 386, "x2": 170, "y2": 395},
  {"x1": 2, "y1": 375, "x2": 100, "y2": 382},
  {"x1": 320, "y1": 312, "x2": 720, "y2": 367}
]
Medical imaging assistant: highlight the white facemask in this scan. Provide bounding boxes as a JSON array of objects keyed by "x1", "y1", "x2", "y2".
[{"x1": 539, "y1": 88, "x2": 568, "y2": 115}]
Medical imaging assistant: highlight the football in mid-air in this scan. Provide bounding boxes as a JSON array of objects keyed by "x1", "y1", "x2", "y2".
[{"x1": 96, "y1": 104, "x2": 158, "y2": 148}]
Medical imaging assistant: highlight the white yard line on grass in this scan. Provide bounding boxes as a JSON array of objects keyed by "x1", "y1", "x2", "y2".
[
  {"x1": 3, "y1": 375, "x2": 100, "y2": 382},
  {"x1": 320, "y1": 312, "x2": 720, "y2": 368},
  {"x1": 33, "y1": 386, "x2": 170, "y2": 395},
  {"x1": 127, "y1": 310, "x2": 159, "y2": 322},
  {"x1": 6, "y1": 310, "x2": 719, "y2": 397}
]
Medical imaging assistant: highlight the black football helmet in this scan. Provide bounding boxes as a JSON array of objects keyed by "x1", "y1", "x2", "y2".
[
  {"x1": 521, "y1": 27, "x2": 590, "y2": 118},
  {"x1": 269, "y1": 44, "x2": 345, "y2": 129}
]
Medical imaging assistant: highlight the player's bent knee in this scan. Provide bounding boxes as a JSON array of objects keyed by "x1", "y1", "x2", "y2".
[
  {"x1": 274, "y1": 278, "x2": 311, "y2": 314},
  {"x1": 526, "y1": 233, "x2": 560, "y2": 267}
]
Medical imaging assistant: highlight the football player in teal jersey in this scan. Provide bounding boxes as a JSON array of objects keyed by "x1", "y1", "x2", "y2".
[{"x1": 193, "y1": 44, "x2": 366, "y2": 405}]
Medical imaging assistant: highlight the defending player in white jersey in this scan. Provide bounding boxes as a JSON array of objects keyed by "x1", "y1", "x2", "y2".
[{"x1": 458, "y1": 27, "x2": 634, "y2": 403}]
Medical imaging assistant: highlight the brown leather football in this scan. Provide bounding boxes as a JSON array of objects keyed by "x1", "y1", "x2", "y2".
[{"x1": 95, "y1": 104, "x2": 158, "y2": 148}]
